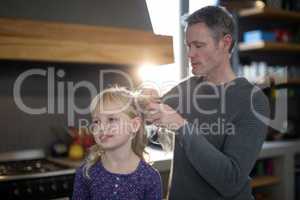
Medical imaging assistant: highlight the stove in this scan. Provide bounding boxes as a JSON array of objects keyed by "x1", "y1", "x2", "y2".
[{"x1": 0, "y1": 149, "x2": 75, "y2": 200}]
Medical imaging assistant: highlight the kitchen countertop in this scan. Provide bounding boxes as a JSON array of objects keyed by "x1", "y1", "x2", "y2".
[
  {"x1": 259, "y1": 140, "x2": 300, "y2": 158},
  {"x1": 49, "y1": 140, "x2": 300, "y2": 172}
]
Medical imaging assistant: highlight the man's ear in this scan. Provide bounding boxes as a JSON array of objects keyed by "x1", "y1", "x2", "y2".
[
  {"x1": 131, "y1": 117, "x2": 142, "y2": 133},
  {"x1": 222, "y1": 34, "x2": 233, "y2": 52}
]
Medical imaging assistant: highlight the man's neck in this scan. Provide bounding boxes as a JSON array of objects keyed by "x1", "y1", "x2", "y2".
[{"x1": 205, "y1": 60, "x2": 236, "y2": 85}]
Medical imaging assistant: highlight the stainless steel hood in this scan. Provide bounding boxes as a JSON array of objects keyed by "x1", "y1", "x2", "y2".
[
  {"x1": 0, "y1": 0, "x2": 153, "y2": 32},
  {"x1": 0, "y1": 0, "x2": 173, "y2": 65}
]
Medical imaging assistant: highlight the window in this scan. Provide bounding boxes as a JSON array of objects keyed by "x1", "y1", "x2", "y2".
[{"x1": 139, "y1": 0, "x2": 218, "y2": 93}]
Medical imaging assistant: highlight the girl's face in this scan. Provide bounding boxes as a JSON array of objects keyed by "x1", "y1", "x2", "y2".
[{"x1": 91, "y1": 102, "x2": 139, "y2": 151}]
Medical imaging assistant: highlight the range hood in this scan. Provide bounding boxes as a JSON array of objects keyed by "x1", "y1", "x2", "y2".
[{"x1": 0, "y1": 0, "x2": 173, "y2": 65}]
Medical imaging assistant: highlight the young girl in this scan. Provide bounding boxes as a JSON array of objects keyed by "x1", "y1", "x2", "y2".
[{"x1": 72, "y1": 87, "x2": 162, "y2": 200}]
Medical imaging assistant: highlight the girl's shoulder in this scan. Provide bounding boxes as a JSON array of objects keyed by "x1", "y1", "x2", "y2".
[
  {"x1": 75, "y1": 161, "x2": 104, "y2": 179},
  {"x1": 138, "y1": 160, "x2": 161, "y2": 179},
  {"x1": 136, "y1": 160, "x2": 162, "y2": 188}
]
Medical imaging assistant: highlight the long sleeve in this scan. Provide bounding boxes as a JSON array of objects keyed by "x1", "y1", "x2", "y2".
[
  {"x1": 72, "y1": 167, "x2": 90, "y2": 200},
  {"x1": 144, "y1": 169, "x2": 163, "y2": 200},
  {"x1": 176, "y1": 91, "x2": 270, "y2": 198}
]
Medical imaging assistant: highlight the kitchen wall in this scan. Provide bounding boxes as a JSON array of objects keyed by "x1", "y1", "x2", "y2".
[{"x1": 0, "y1": 60, "x2": 140, "y2": 153}]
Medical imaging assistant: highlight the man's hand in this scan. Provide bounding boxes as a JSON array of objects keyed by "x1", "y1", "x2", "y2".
[{"x1": 145, "y1": 102, "x2": 187, "y2": 131}]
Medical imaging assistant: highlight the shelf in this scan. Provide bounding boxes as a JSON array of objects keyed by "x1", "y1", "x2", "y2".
[
  {"x1": 251, "y1": 175, "x2": 280, "y2": 188},
  {"x1": 254, "y1": 77, "x2": 300, "y2": 88},
  {"x1": 0, "y1": 18, "x2": 174, "y2": 66},
  {"x1": 239, "y1": 42, "x2": 300, "y2": 52},
  {"x1": 239, "y1": 7, "x2": 300, "y2": 22}
]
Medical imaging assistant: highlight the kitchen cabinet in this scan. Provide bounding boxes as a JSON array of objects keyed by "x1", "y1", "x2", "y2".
[{"x1": 0, "y1": 18, "x2": 174, "y2": 66}]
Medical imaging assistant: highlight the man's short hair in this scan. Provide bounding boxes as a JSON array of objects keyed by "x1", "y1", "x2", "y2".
[{"x1": 184, "y1": 6, "x2": 237, "y2": 53}]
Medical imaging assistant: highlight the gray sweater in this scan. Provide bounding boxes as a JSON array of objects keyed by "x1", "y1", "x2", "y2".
[{"x1": 163, "y1": 77, "x2": 270, "y2": 200}]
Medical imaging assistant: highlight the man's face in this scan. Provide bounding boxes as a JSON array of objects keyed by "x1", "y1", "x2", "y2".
[{"x1": 185, "y1": 22, "x2": 226, "y2": 77}]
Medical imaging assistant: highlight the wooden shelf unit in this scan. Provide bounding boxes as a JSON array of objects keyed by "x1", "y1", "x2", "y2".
[
  {"x1": 239, "y1": 42, "x2": 300, "y2": 52},
  {"x1": 0, "y1": 18, "x2": 174, "y2": 66},
  {"x1": 251, "y1": 175, "x2": 280, "y2": 188},
  {"x1": 239, "y1": 7, "x2": 300, "y2": 22},
  {"x1": 236, "y1": 7, "x2": 300, "y2": 199},
  {"x1": 255, "y1": 77, "x2": 300, "y2": 88},
  {"x1": 238, "y1": 7, "x2": 300, "y2": 65}
]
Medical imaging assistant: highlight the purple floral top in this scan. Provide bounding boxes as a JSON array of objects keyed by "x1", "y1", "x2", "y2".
[{"x1": 72, "y1": 159, "x2": 162, "y2": 200}]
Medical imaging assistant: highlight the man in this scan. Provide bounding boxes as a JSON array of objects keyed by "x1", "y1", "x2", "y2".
[{"x1": 145, "y1": 6, "x2": 270, "y2": 200}]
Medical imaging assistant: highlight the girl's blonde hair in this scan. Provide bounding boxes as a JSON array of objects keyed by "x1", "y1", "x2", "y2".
[{"x1": 83, "y1": 86, "x2": 149, "y2": 178}]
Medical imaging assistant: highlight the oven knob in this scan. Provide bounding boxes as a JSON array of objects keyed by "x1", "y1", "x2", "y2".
[
  {"x1": 51, "y1": 184, "x2": 57, "y2": 191},
  {"x1": 62, "y1": 182, "x2": 69, "y2": 189},
  {"x1": 13, "y1": 189, "x2": 20, "y2": 196},
  {"x1": 38, "y1": 186, "x2": 45, "y2": 192},
  {"x1": 26, "y1": 187, "x2": 32, "y2": 194}
]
